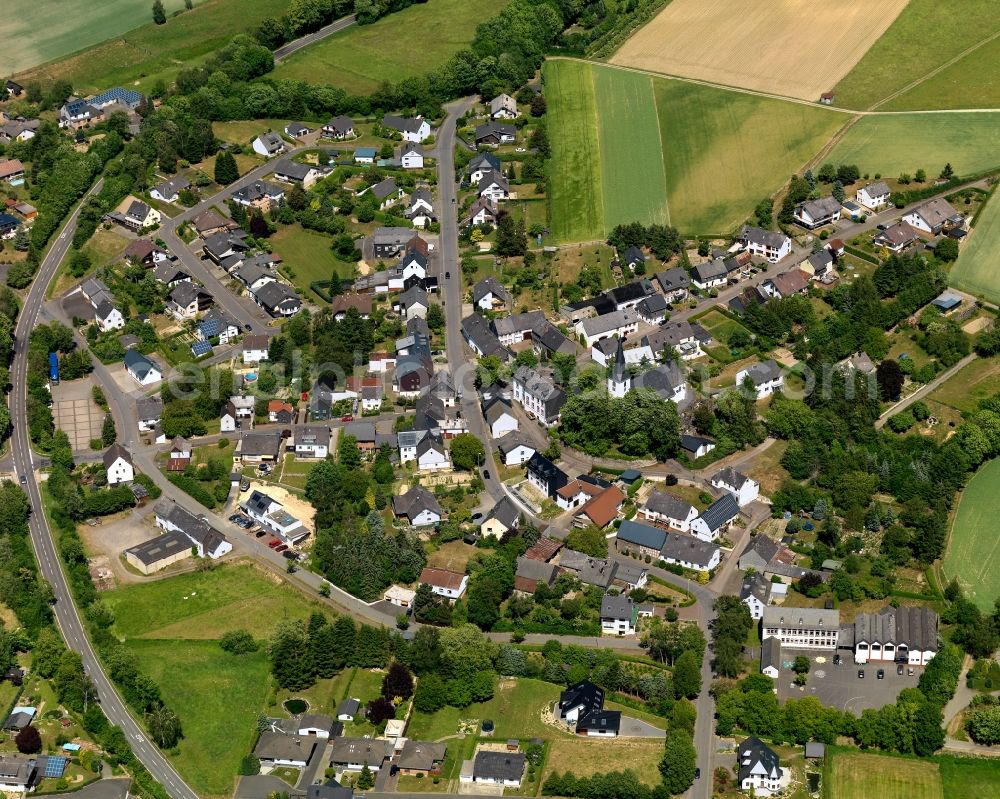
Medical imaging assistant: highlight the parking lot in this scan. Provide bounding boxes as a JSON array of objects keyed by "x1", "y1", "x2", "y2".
[
  {"x1": 776, "y1": 649, "x2": 922, "y2": 713},
  {"x1": 51, "y1": 379, "x2": 106, "y2": 451}
]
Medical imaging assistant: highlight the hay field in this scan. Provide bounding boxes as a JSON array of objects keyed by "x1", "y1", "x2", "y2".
[
  {"x1": 826, "y1": 752, "x2": 943, "y2": 799},
  {"x1": 833, "y1": 0, "x2": 1000, "y2": 110},
  {"x1": 949, "y1": 190, "x2": 1000, "y2": 303},
  {"x1": 271, "y1": 0, "x2": 500, "y2": 94},
  {"x1": 826, "y1": 113, "x2": 1000, "y2": 179},
  {"x1": 883, "y1": 34, "x2": 1000, "y2": 111},
  {"x1": 655, "y1": 77, "x2": 846, "y2": 233},
  {"x1": 945, "y1": 457, "x2": 1000, "y2": 610},
  {"x1": 1, "y1": 0, "x2": 198, "y2": 75},
  {"x1": 545, "y1": 59, "x2": 605, "y2": 242},
  {"x1": 610, "y1": 0, "x2": 909, "y2": 101},
  {"x1": 545, "y1": 60, "x2": 847, "y2": 239}
]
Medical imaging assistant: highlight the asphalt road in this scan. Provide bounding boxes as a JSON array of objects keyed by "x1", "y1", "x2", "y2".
[
  {"x1": 436, "y1": 98, "x2": 509, "y2": 507},
  {"x1": 272, "y1": 15, "x2": 357, "y2": 63},
  {"x1": 9, "y1": 181, "x2": 201, "y2": 799}
]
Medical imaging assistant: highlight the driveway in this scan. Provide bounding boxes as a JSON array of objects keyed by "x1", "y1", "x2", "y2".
[
  {"x1": 619, "y1": 716, "x2": 666, "y2": 738},
  {"x1": 775, "y1": 650, "x2": 921, "y2": 713}
]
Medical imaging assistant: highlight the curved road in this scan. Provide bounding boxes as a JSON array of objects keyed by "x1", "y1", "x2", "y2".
[{"x1": 10, "y1": 184, "x2": 200, "y2": 799}]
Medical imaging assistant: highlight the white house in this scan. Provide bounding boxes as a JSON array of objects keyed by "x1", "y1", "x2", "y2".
[
  {"x1": 382, "y1": 114, "x2": 431, "y2": 143},
  {"x1": 477, "y1": 170, "x2": 509, "y2": 202},
  {"x1": 398, "y1": 142, "x2": 424, "y2": 169},
  {"x1": 689, "y1": 494, "x2": 740, "y2": 542},
  {"x1": 660, "y1": 533, "x2": 721, "y2": 572},
  {"x1": 711, "y1": 466, "x2": 760, "y2": 507},
  {"x1": 735, "y1": 359, "x2": 784, "y2": 399},
  {"x1": 903, "y1": 197, "x2": 963, "y2": 235},
  {"x1": 497, "y1": 432, "x2": 536, "y2": 466},
  {"x1": 241, "y1": 490, "x2": 309, "y2": 544},
  {"x1": 392, "y1": 487, "x2": 443, "y2": 527},
  {"x1": 252, "y1": 132, "x2": 286, "y2": 157},
  {"x1": 103, "y1": 444, "x2": 134, "y2": 485},
  {"x1": 490, "y1": 94, "x2": 518, "y2": 119},
  {"x1": 150, "y1": 176, "x2": 190, "y2": 203},
  {"x1": 738, "y1": 738, "x2": 787, "y2": 797},
  {"x1": 419, "y1": 567, "x2": 468, "y2": 600},
  {"x1": 739, "y1": 226, "x2": 791, "y2": 263},
  {"x1": 293, "y1": 425, "x2": 331, "y2": 459},
  {"x1": 740, "y1": 573, "x2": 770, "y2": 620},
  {"x1": 463, "y1": 751, "x2": 525, "y2": 787},
  {"x1": 242, "y1": 334, "x2": 270, "y2": 364},
  {"x1": 220, "y1": 402, "x2": 238, "y2": 433},
  {"x1": 512, "y1": 366, "x2": 566, "y2": 428},
  {"x1": 153, "y1": 498, "x2": 233, "y2": 559},
  {"x1": 417, "y1": 435, "x2": 450, "y2": 472},
  {"x1": 600, "y1": 594, "x2": 636, "y2": 636},
  {"x1": 642, "y1": 491, "x2": 698, "y2": 533},
  {"x1": 793, "y1": 196, "x2": 842, "y2": 229},
  {"x1": 484, "y1": 397, "x2": 518, "y2": 438},
  {"x1": 124, "y1": 350, "x2": 162, "y2": 386},
  {"x1": 856, "y1": 181, "x2": 891, "y2": 211},
  {"x1": 576, "y1": 309, "x2": 638, "y2": 348}
]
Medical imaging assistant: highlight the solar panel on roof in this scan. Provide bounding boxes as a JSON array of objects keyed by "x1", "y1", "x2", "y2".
[
  {"x1": 191, "y1": 341, "x2": 212, "y2": 357},
  {"x1": 199, "y1": 319, "x2": 221, "y2": 337},
  {"x1": 43, "y1": 756, "x2": 67, "y2": 778}
]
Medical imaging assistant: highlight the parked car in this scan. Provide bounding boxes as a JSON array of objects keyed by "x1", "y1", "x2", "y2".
[
  {"x1": 275, "y1": 544, "x2": 288, "y2": 553},
  {"x1": 833, "y1": 654, "x2": 842, "y2": 666},
  {"x1": 255, "y1": 530, "x2": 267, "y2": 537},
  {"x1": 908, "y1": 667, "x2": 915, "y2": 676},
  {"x1": 341, "y1": 415, "x2": 353, "y2": 422},
  {"x1": 897, "y1": 664, "x2": 904, "y2": 675},
  {"x1": 267, "y1": 539, "x2": 281, "y2": 549},
  {"x1": 877, "y1": 668, "x2": 885, "y2": 680},
  {"x1": 858, "y1": 669, "x2": 865, "y2": 679},
  {"x1": 240, "y1": 478, "x2": 250, "y2": 492}
]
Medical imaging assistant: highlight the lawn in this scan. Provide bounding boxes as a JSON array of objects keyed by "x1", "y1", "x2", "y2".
[
  {"x1": 542, "y1": 737, "x2": 665, "y2": 786},
  {"x1": 10, "y1": 0, "x2": 290, "y2": 95},
  {"x1": 927, "y1": 356, "x2": 1000, "y2": 413},
  {"x1": 213, "y1": 119, "x2": 294, "y2": 147},
  {"x1": 944, "y1": 456, "x2": 1000, "y2": 609},
  {"x1": 694, "y1": 309, "x2": 751, "y2": 347},
  {"x1": 280, "y1": 453, "x2": 318, "y2": 490},
  {"x1": 654, "y1": 76, "x2": 848, "y2": 234},
  {"x1": 129, "y1": 639, "x2": 270, "y2": 799},
  {"x1": 271, "y1": 224, "x2": 358, "y2": 302},
  {"x1": 950, "y1": 190, "x2": 1000, "y2": 303},
  {"x1": 271, "y1": 0, "x2": 504, "y2": 95},
  {"x1": 825, "y1": 113, "x2": 1000, "y2": 181},
  {"x1": 103, "y1": 561, "x2": 324, "y2": 640},
  {"x1": 824, "y1": 751, "x2": 943, "y2": 799},
  {"x1": 592, "y1": 65, "x2": 670, "y2": 231},
  {"x1": 831, "y1": 0, "x2": 1000, "y2": 110},
  {"x1": 545, "y1": 60, "x2": 605, "y2": 242},
  {"x1": 406, "y1": 678, "x2": 564, "y2": 742}
]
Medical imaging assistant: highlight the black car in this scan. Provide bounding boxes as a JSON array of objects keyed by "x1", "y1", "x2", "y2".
[
  {"x1": 19, "y1": 475, "x2": 27, "y2": 485},
  {"x1": 482, "y1": 469, "x2": 491, "y2": 480},
  {"x1": 694, "y1": 768, "x2": 701, "y2": 780},
  {"x1": 877, "y1": 668, "x2": 885, "y2": 680},
  {"x1": 858, "y1": 669, "x2": 865, "y2": 679},
  {"x1": 897, "y1": 664, "x2": 904, "y2": 675},
  {"x1": 833, "y1": 654, "x2": 842, "y2": 666},
  {"x1": 445, "y1": 271, "x2": 451, "y2": 279}
]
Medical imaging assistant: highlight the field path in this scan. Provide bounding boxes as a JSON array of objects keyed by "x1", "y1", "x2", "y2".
[
  {"x1": 868, "y1": 28, "x2": 1000, "y2": 111},
  {"x1": 551, "y1": 57, "x2": 1000, "y2": 116},
  {"x1": 874, "y1": 353, "x2": 977, "y2": 429}
]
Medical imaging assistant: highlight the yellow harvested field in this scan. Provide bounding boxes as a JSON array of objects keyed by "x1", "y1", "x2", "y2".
[{"x1": 611, "y1": 0, "x2": 910, "y2": 101}]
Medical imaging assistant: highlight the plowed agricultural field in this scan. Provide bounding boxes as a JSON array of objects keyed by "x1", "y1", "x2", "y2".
[{"x1": 610, "y1": 0, "x2": 909, "y2": 101}]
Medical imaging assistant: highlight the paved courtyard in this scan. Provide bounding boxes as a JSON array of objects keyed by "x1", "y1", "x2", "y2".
[
  {"x1": 51, "y1": 379, "x2": 106, "y2": 451},
  {"x1": 776, "y1": 648, "x2": 922, "y2": 713}
]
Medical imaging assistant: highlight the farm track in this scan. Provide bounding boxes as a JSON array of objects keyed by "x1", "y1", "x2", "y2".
[
  {"x1": 553, "y1": 57, "x2": 1000, "y2": 116},
  {"x1": 868, "y1": 28, "x2": 1000, "y2": 111}
]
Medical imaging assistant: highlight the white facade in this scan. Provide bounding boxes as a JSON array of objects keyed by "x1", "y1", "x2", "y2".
[
  {"x1": 126, "y1": 361, "x2": 162, "y2": 386},
  {"x1": 601, "y1": 616, "x2": 633, "y2": 636},
  {"x1": 641, "y1": 504, "x2": 698, "y2": 534},
  {"x1": 488, "y1": 409, "x2": 518, "y2": 438},
  {"x1": 106, "y1": 456, "x2": 134, "y2": 485},
  {"x1": 428, "y1": 576, "x2": 467, "y2": 600},
  {"x1": 96, "y1": 306, "x2": 125, "y2": 332},
  {"x1": 501, "y1": 443, "x2": 535, "y2": 466},
  {"x1": 735, "y1": 367, "x2": 784, "y2": 400},
  {"x1": 417, "y1": 445, "x2": 450, "y2": 472},
  {"x1": 857, "y1": 184, "x2": 890, "y2": 210},
  {"x1": 660, "y1": 547, "x2": 720, "y2": 572},
  {"x1": 220, "y1": 411, "x2": 237, "y2": 432},
  {"x1": 761, "y1": 608, "x2": 839, "y2": 650},
  {"x1": 711, "y1": 471, "x2": 760, "y2": 507}
]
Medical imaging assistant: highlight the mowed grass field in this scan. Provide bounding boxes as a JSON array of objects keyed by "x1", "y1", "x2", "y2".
[
  {"x1": 832, "y1": 0, "x2": 1000, "y2": 110},
  {"x1": 884, "y1": 34, "x2": 1000, "y2": 111},
  {"x1": 545, "y1": 60, "x2": 847, "y2": 239},
  {"x1": 610, "y1": 0, "x2": 908, "y2": 101},
  {"x1": 1, "y1": 0, "x2": 197, "y2": 75},
  {"x1": 826, "y1": 113, "x2": 1000, "y2": 181},
  {"x1": 271, "y1": 0, "x2": 503, "y2": 94},
  {"x1": 592, "y1": 66, "x2": 670, "y2": 230},
  {"x1": 826, "y1": 752, "x2": 943, "y2": 799},
  {"x1": 542, "y1": 738, "x2": 665, "y2": 786},
  {"x1": 271, "y1": 224, "x2": 358, "y2": 301},
  {"x1": 545, "y1": 60, "x2": 604, "y2": 242},
  {"x1": 945, "y1": 457, "x2": 1000, "y2": 609},
  {"x1": 928, "y1": 356, "x2": 1000, "y2": 414},
  {"x1": 103, "y1": 562, "x2": 326, "y2": 796},
  {"x1": 949, "y1": 191, "x2": 1000, "y2": 302},
  {"x1": 11, "y1": 0, "x2": 288, "y2": 95}
]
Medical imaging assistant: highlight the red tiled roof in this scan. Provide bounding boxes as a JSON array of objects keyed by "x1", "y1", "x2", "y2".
[
  {"x1": 575, "y1": 486, "x2": 625, "y2": 528},
  {"x1": 524, "y1": 537, "x2": 563, "y2": 562},
  {"x1": 419, "y1": 567, "x2": 465, "y2": 590},
  {"x1": 167, "y1": 457, "x2": 190, "y2": 471}
]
